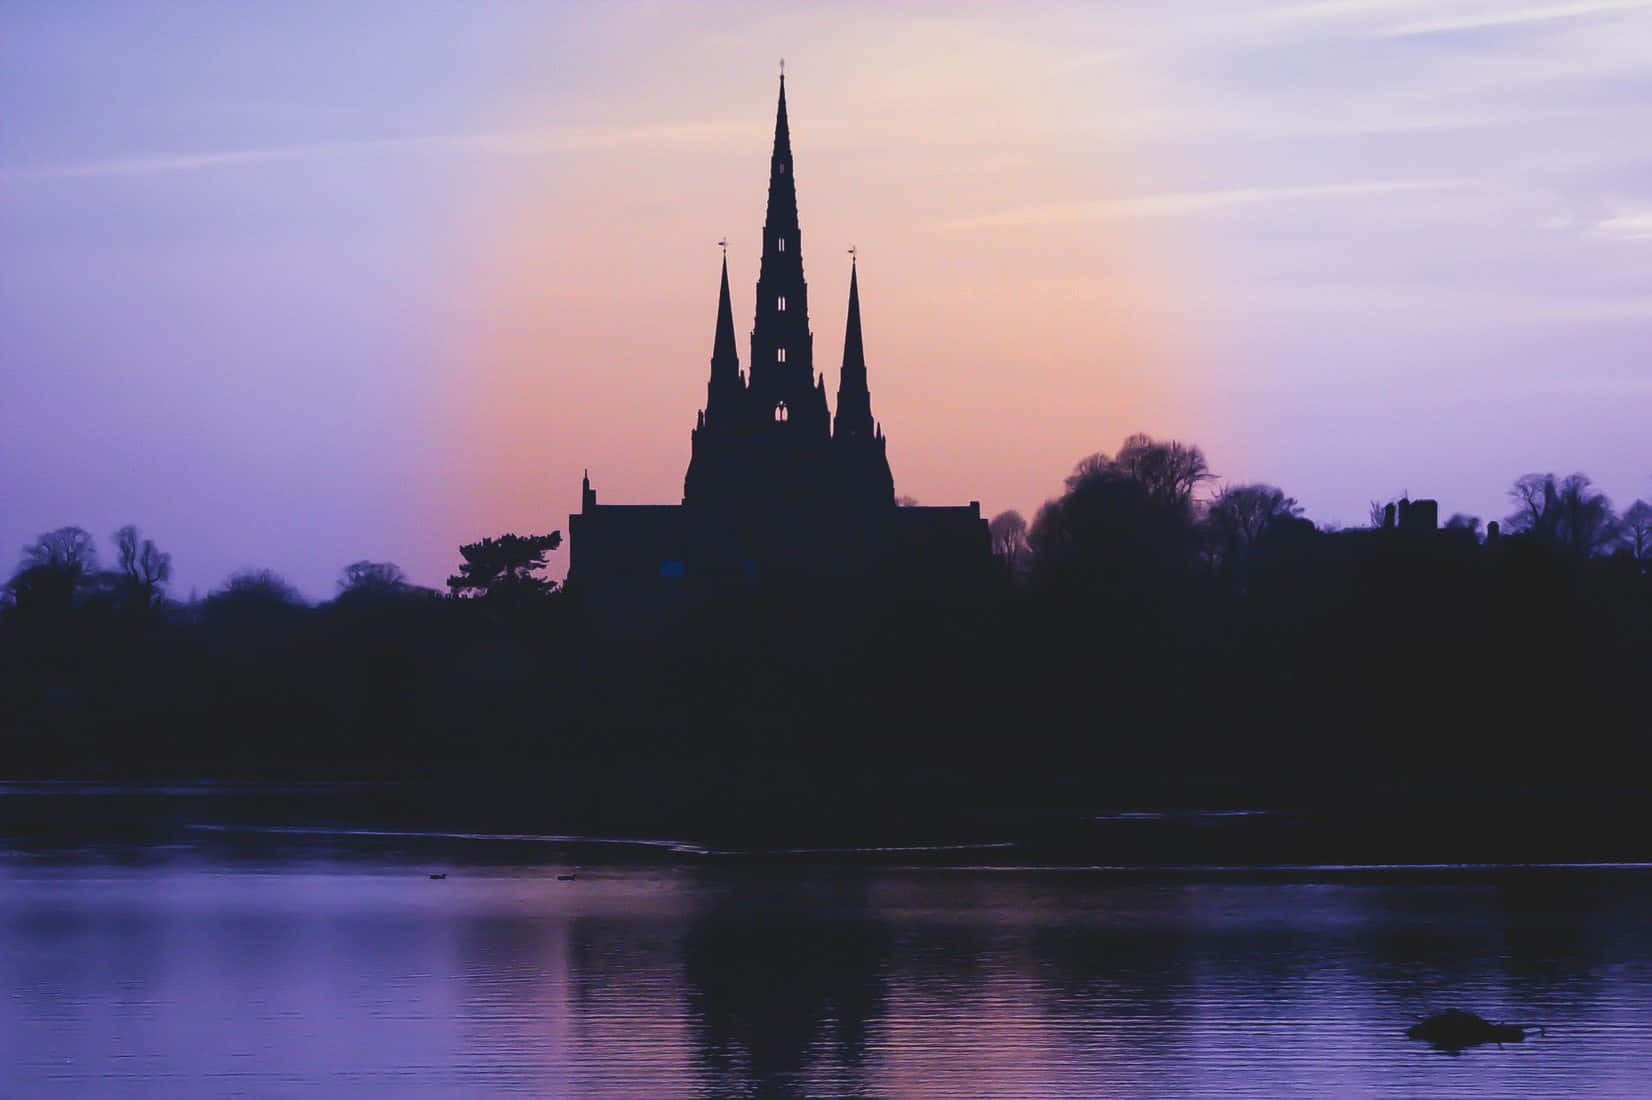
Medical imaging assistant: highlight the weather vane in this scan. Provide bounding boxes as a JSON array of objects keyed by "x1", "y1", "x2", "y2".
[
  {"x1": 779, "y1": 58, "x2": 785, "y2": 79},
  {"x1": 718, "y1": 237, "x2": 727, "y2": 257},
  {"x1": 847, "y1": 245, "x2": 857, "y2": 264}
]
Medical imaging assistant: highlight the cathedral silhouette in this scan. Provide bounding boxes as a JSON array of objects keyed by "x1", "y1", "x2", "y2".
[{"x1": 569, "y1": 75, "x2": 988, "y2": 637}]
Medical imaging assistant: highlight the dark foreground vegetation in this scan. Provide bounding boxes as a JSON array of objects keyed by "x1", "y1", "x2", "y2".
[{"x1": 4, "y1": 436, "x2": 1649, "y2": 853}]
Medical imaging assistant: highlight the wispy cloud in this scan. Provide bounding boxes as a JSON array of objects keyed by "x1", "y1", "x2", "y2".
[
  {"x1": 1, "y1": 122, "x2": 765, "y2": 181},
  {"x1": 2, "y1": 136, "x2": 449, "y2": 180},
  {"x1": 1594, "y1": 210, "x2": 1652, "y2": 239},
  {"x1": 1372, "y1": 0, "x2": 1652, "y2": 39},
  {"x1": 936, "y1": 179, "x2": 1469, "y2": 231}
]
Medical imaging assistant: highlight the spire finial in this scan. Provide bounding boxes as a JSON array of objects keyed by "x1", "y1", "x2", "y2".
[
  {"x1": 848, "y1": 244, "x2": 856, "y2": 267},
  {"x1": 779, "y1": 58, "x2": 785, "y2": 82},
  {"x1": 718, "y1": 237, "x2": 727, "y2": 258}
]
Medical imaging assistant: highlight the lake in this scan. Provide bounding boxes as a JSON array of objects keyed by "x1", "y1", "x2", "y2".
[{"x1": 4, "y1": 829, "x2": 1652, "y2": 1096}]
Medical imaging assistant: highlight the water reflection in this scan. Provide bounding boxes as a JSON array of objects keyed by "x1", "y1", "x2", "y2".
[
  {"x1": 3, "y1": 859, "x2": 1652, "y2": 1097},
  {"x1": 684, "y1": 875, "x2": 886, "y2": 1097}
]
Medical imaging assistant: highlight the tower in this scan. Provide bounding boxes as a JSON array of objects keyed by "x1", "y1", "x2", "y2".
[{"x1": 573, "y1": 69, "x2": 989, "y2": 636}]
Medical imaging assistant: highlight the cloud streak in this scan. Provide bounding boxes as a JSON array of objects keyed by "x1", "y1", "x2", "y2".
[
  {"x1": 1, "y1": 122, "x2": 768, "y2": 181},
  {"x1": 936, "y1": 179, "x2": 1470, "y2": 231},
  {"x1": 1373, "y1": 0, "x2": 1652, "y2": 39}
]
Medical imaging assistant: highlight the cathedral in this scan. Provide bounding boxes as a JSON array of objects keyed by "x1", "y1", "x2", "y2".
[{"x1": 568, "y1": 75, "x2": 988, "y2": 637}]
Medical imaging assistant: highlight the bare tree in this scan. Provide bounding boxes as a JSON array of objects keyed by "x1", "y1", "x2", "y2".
[
  {"x1": 6, "y1": 526, "x2": 100, "y2": 614},
  {"x1": 214, "y1": 569, "x2": 307, "y2": 606},
  {"x1": 1204, "y1": 483, "x2": 1304, "y2": 578},
  {"x1": 1110, "y1": 433, "x2": 1214, "y2": 513},
  {"x1": 1507, "y1": 474, "x2": 1558, "y2": 542},
  {"x1": 338, "y1": 560, "x2": 408, "y2": 596},
  {"x1": 988, "y1": 510, "x2": 1029, "y2": 578},
  {"x1": 1622, "y1": 499, "x2": 1652, "y2": 562},
  {"x1": 1208, "y1": 484, "x2": 1302, "y2": 548},
  {"x1": 1064, "y1": 435, "x2": 1214, "y2": 521},
  {"x1": 19, "y1": 527, "x2": 99, "y2": 575},
  {"x1": 1063, "y1": 452, "x2": 1114, "y2": 493},
  {"x1": 113, "y1": 524, "x2": 172, "y2": 610},
  {"x1": 1504, "y1": 473, "x2": 1620, "y2": 559}
]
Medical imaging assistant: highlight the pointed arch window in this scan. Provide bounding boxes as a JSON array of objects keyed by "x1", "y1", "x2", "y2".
[
  {"x1": 777, "y1": 296, "x2": 787, "y2": 312},
  {"x1": 777, "y1": 237, "x2": 786, "y2": 252},
  {"x1": 776, "y1": 348, "x2": 786, "y2": 363},
  {"x1": 774, "y1": 402, "x2": 788, "y2": 422}
]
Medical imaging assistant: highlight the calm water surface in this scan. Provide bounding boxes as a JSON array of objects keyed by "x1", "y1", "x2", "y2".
[{"x1": 4, "y1": 844, "x2": 1652, "y2": 1097}]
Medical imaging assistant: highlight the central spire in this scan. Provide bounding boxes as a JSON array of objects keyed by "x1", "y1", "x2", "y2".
[
  {"x1": 765, "y1": 73, "x2": 797, "y2": 233},
  {"x1": 748, "y1": 72, "x2": 818, "y2": 430}
]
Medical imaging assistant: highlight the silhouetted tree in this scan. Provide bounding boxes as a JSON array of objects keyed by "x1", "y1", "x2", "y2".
[
  {"x1": 1029, "y1": 435, "x2": 1213, "y2": 590},
  {"x1": 112, "y1": 524, "x2": 172, "y2": 611},
  {"x1": 338, "y1": 560, "x2": 408, "y2": 597},
  {"x1": 1107, "y1": 433, "x2": 1214, "y2": 517},
  {"x1": 1031, "y1": 456, "x2": 1199, "y2": 589},
  {"x1": 1444, "y1": 513, "x2": 1481, "y2": 534},
  {"x1": 1505, "y1": 473, "x2": 1621, "y2": 559},
  {"x1": 1204, "y1": 483, "x2": 1303, "y2": 577},
  {"x1": 6, "y1": 526, "x2": 100, "y2": 617},
  {"x1": 1622, "y1": 500, "x2": 1652, "y2": 563},
  {"x1": 988, "y1": 510, "x2": 1029, "y2": 578},
  {"x1": 447, "y1": 533, "x2": 561, "y2": 601},
  {"x1": 208, "y1": 569, "x2": 306, "y2": 608}
]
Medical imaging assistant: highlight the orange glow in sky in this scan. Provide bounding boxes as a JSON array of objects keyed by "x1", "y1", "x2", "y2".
[{"x1": 445, "y1": 9, "x2": 1203, "y2": 577}]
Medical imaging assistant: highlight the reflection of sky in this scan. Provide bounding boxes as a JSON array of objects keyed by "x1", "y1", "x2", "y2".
[
  {"x1": 4, "y1": 862, "x2": 1652, "y2": 1095},
  {"x1": 3, "y1": 2, "x2": 1651, "y2": 596}
]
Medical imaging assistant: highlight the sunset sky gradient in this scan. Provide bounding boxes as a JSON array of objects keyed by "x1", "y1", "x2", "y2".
[{"x1": 4, "y1": 1, "x2": 1650, "y2": 596}]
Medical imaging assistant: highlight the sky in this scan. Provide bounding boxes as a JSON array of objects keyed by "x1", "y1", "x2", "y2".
[{"x1": 3, "y1": 1, "x2": 1650, "y2": 598}]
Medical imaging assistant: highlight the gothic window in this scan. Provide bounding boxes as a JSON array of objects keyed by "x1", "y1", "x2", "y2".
[
  {"x1": 774, "y1": 402, "x2": 788, "y2": 422},
  {"x1": 778, "y1": 237, "x2": 786, "y2": 252},
  {"x1": 776, "y1": 348, "x2": 786, "y2": 363},
  {"x1": 777, "y1": 296, "x2": 786, "y2": 311}
]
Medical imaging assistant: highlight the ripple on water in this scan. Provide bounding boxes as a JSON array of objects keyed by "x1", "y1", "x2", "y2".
[{"x1": 2, "y1": 863, "x2": 1651, "y2": 1097}]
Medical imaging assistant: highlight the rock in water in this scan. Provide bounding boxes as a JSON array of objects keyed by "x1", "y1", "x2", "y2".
[{"x1": 1407, "y1": 1008, "x2": 1535, "y2": 1050}]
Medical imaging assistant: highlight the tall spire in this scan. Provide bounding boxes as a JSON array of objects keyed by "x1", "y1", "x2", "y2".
[
  {"x1": 834, "y1": 255, "x2": 874, "y2": 440},
  {"x1": 765, "y1": 73, "x2": 798, "y2": 233},
  {"x1": 748, "y1": 70, "x2": 818, "y2": 430}
]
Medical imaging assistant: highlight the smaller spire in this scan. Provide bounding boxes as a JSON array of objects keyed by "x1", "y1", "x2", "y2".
[
  {"x1": 711, "y1": 252, "x2": 738, "y2": 371},
  {"x1": 833, "y1": 256, "x2": 875, "y2": 441}
]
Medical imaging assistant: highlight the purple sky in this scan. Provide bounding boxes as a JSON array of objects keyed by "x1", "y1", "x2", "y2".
[{"x1": 4, "y1": 2, "x2": 1650, "y2": 598}]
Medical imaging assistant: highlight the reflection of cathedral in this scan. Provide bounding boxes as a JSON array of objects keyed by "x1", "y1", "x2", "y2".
[{"x1": 569, "y1": 76, "x2": 988, "y2": 637}]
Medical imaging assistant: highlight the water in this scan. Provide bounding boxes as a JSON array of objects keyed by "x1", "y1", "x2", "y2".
[{"x1": 5, "y1": 845, "x2": 1652, "y2": 1097}]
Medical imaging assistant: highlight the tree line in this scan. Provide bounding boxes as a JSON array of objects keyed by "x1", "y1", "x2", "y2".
[{"x1": 2, "y1": 436, "x2": 1648, "y2": 840}]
